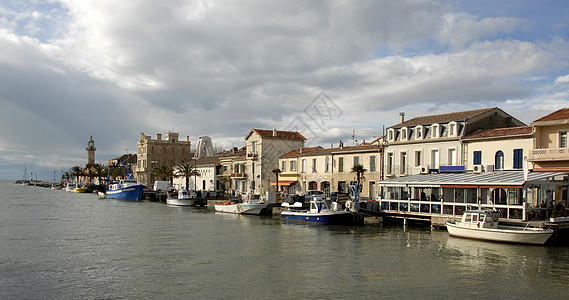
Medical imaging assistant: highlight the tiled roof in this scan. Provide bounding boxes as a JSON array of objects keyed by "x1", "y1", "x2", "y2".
[
  {"x1": 462, "y1": 126, "x2": 533, "y2": 141},
  {"x1": 280, "y1": 146, "x2": 323, "y2": 158},
  {"x1": 532, "y1": 108, "x2": 569, "y2": 123},
  {"x1": 391, "y1": 107, "x2": 497, "y2": 128},
  {"x1": 246, "y1": 129, "x2": 306, "y2": 141}
]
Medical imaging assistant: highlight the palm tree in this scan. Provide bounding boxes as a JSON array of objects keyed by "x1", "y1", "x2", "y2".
[
  {"x1": 70, "y1": 165, "x2": 83, "y2": 183},
  {"x1": 351, "y1": 164, "x2": 367, "y2": 196},
  {"x1": 110, "y1": 166, "x2": 125, "y2": 180},
  {"x1": 272, "y1": 168, "x2": 282, "y2": 192},
  {"x1": 174, "y1": 163, "x2": 200, "y2": 189},
  {"x1": 153, "y1": 164, "x2": 174, "y2": 182}
]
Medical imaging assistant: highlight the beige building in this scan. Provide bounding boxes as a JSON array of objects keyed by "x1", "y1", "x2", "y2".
[
  {"x1": 136, "y1": 132, "x2": 192, "y2": 186},
  {"x1": 279, "y1": 142, "x2": 385, "y2": 199},
  {"x1": 461, "y1": 126, "x2": 533, "y2": 172},
  {"x1": 245, "y1": 129, "x2": 306, "y2": 195},
  {"x1": 529, "y1": 108, "x2": 569, "y2": 171},
  {"x1": 385, "y1": 108, "x2": 525, "y2": 177}
]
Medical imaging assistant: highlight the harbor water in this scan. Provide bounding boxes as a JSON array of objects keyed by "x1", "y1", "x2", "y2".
[{"x1": 1, "y1": 181, "x2": 569, "y2": 299}]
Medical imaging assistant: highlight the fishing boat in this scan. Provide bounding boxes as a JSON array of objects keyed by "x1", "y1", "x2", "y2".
[
  {"x1": 445, "y1": 210, "x2": 553, "y2": 245},
  {"x1": 166, "y1": 189, "x2": 196, "y2": 206},
  {"x1": 280, "y1": 196, "x2": 351, "y2": 225},
  {"x1": 105, "y1": 179, "x2": 146, "y2": 200},
  {"x1": 214, "y1": 194, "x2": 268, "y2": 215}
]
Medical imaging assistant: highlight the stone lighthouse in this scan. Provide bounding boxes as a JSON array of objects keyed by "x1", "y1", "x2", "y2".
[{"x1": 86, "y1": 136, "x2": 96, "y2": 165}]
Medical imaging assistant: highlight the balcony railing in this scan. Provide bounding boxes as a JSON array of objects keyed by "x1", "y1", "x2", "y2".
[
  {"x1": 529, "y1": 148, "x2": 569, "y2": 161},
  {"x1": 230, "y1": 173, "x2": 246, "y2": 178}
]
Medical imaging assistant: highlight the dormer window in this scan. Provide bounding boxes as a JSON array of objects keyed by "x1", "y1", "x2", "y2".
[
  {"x1": 432, "y1": 124, "x2": 440, "y2": 138},
  {"x1": 448, "y1": 122, "x2": 458, "y2": 137},
  {"x1": 401, "y1": 127, "x2": 408, "y2": 141},
  {"x1": 416, "y1": 126, "x2": 423, "y2": 139},
  {"x1": 387, "y1": 129, "x2": 395, "y2": 142}
]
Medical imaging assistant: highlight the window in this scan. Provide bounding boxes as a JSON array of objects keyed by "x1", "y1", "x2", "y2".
[
  {"x1": 560, "y1": 131, "x2": 568, "y2": 148},
  {"x1": 339, "y1": 157, "x2": 344, "y2": 172},
  {"x1": 415, "y1": 151, "x2": 422, "y2": 167},
  {"x1": 449, "y1": 122, "x2": 457, "y2": 137},
  {"x1": 251, "y1": 141, "x2": 256, "y2": 154},
  {"x1": 370, "y1": 155, "x2": 376, "y2": 172},
  {"x1": 388, "y1": 129, "x2": 394, "y2": 141},
  {"x1": 387, "y1": 153, "x2": 393, "y2": 174},
  {"x1": 252, "y1": 162, "x2": 255, "y2": 175},
  {"x1": 401, "y1": 128, "x2": 408, "y2": 141},
  {"x1": 432, "y1": 124, "x2": 440, "y2": 138},
  {"x1": 473, "y1": 151, "x2": 482, "y2": 165},
  {"x1": 495, "y1": 151, "x2": 504, "y2": 170},
  {"x1": 325, "y1": 156, "x2": 330, "y2": 172},
  {"x1": 354, "y1": 156, "x2": 360, "y2": 166},
  {"x1": 431, "y1": 149, "x2": 439, "y2": 168},
  {"x1": 290, "y1": 161, "x2": 296, "y2": 171},
  {"x1": 400, "y1": 152, "x2": 407, "y2": 174},
  {"x1": 448, "y1": 149, "x2": 456, "y2": 166},
  {"x1": 281, "y1": 161, "x2": 286, "y2": 171},
  {"x1": 416, "y1": 126, "x2": 423, "y2": 139},
  {"x1": 312, "y1": 159, "x2": 317, "y2": 172},
  {"x1": 302, "y1": 159, "x2": 306, "y2": 173},
  {"x1": 513, "y1": 149, "x2": 523, "y2": 169}
]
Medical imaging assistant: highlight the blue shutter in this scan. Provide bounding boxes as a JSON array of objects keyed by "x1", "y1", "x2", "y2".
[
  {"x1": 513, "y1": 149, "x2": 523, "y2": 169},
  {"x1": 473, "y1": 151, "x2": 482, "y2": 165}
]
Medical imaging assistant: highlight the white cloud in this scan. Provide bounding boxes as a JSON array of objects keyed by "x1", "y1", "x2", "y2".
[{"x1": 555, "y1": 74, "x2": 569, "y2": 84}]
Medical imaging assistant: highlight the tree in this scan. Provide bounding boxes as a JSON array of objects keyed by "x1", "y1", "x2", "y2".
[
  {"x1": 153, "y1": 164, "x2": 173, "y2": 182},
  {"x1": 218, "y1": 175, "x2": 231, "y2": 193},
  {"x1": 351, "y1": 164, "x2": 367, "y2": 196},
  {"x1": 174, "y1": 163, "x2": 200, "y2": 189},
  {"x1": 70, "y1": 166, "x2": 83, "y2": 183},
  {"x1": 272, "y1": 168, "x2": 282, "y2": 192}
]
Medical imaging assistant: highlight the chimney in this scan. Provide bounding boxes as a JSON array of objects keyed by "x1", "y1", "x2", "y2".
[
  {"x1": 339, "y1": 140, "x2": 343, "y2": 149},
  {"x1": 156, "y1": 133, "x2": 162, "y2": 141},
  {"x1": 232, "y1": 147, "x2": 238, "y2": 154},
  {"x1": 399, "y1": 112, "x2": 405, "y2": 124},
  {"x1": 186, "y1": 136, "x2": 189, "y2": 142},
  {"x1": 299, "y1": 147, "x2": 304, "y2": 154},
  {"x1": 273, "y1": 129, "x2": 278, "y2": 137}
]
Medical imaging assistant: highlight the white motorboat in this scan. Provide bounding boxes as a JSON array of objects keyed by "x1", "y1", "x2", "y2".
[
  {"x1": 280, "y1": 194, "x2": 351, "y2": 225},
  {"x1": 166, "y1": 190, "x2": 196, "y2": 206},
  {"x1": 65, "y1": 182, "x2": 75, "y2": 192},
  {"x1": 214, "y1": 194, "x2": 268, "y2": 215},
  {"x1": 446, "y1": 210, "x2": 553, "y2": 245}
]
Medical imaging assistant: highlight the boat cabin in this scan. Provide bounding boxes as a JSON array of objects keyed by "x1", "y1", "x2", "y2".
[{"x1": 458, "y1": 210, "x2": 499, "y2": 229}]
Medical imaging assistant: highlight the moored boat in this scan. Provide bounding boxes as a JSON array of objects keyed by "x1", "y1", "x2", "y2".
[
  {"x1": 73, "y1": 186, "x2": 88, "y2": 193},
  {"x1": 106, "y1": 179, "x2": 146, "y2": 200},
  {"x1": 280, "y1": 195, "x2": 351, "y2": 225},
  {"x1": 214, "y1": 194, "x2": 268, "y2": 215},
  {"x1": 65, "y1": 182, "x2": 75, "y2": 192},
  {"x1": 445, "y1": 210, "x2": 553, "y2": 245},
  {"x1": 166, "y1": 189, "x2": 196, "y2": 206}
]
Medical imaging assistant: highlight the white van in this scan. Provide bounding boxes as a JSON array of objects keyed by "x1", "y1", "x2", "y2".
[{"x1": 153, "y1": 181, "x2": 169, "y2": 192}]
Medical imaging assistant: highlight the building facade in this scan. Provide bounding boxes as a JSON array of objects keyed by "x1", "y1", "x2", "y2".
[
  {"x1": 384, "y1": 108, "x2": 525, "y2": 177},
  {"x1": 244, "y1": 129, "x2": 305, "y2": 195},
  {"x1": 136, "y1": 132, "x2": 192, "y2": 186},
  {"x1": 529, "y1": 108, "x2": 569, "y2": 171},
  {"x1": 461, "y1": 126, "x2": 533, "y2": 172}
]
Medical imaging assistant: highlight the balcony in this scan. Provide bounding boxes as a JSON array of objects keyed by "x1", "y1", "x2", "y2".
[
  {"x1": 529, "y1": 148, "x2": 569, "y2": 162},
  {"x1": 230, "y1": 173, "x2": 247, "y2": 179},
  {"x1": 247, "y1": 152, "x2": 258, "y2": 159}
]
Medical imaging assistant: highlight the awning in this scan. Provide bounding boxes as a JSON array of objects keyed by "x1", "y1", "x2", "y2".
[
  {"x1": 377, "y1": 171, "x2": 568, "y2": 187},
  {"x1": 270, "y1": 180, "x2": 297, "y2": 186}
]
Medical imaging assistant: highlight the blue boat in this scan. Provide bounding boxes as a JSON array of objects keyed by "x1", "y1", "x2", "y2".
[
  {"x1": 106, "y1": 179, "x2": 146, "y2": 200},
  {"x1": 280, "y1": 195, "x2": 351, "y2": 225}
]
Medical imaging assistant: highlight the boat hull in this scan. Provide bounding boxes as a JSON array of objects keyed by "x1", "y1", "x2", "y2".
[
  {"x1": 106, "y1": 185, "x2": 145, "y2": 200},
  {"x1": 73, "y1": 188, "x2": 87, "y2": 193},
  {"x1": 166, "y1": 198, "x2": 196, "y2": 206},
  {"x1": 214, "y1": 203, "x2": 268, "y2": 215},
  {"x1": 446, "y1": 222, "x2": 553, "y2": 245},
  {"x1": 280, "y1": 211, "x2": 352, "y2": 225}
]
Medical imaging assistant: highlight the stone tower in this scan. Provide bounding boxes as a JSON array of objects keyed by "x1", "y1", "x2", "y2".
[{"x1": 86, "y1": 136, "x2": 96, "y2": 165}]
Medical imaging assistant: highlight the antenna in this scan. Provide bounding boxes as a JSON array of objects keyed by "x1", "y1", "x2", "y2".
[{"x1": 352, "y1": 129, "x2": 356, "y2": 145}]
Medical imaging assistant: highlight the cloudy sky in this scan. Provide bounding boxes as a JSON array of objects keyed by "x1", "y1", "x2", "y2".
[{"x1": 1, "y1": 0, "x2": 569, "y2": 180}]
